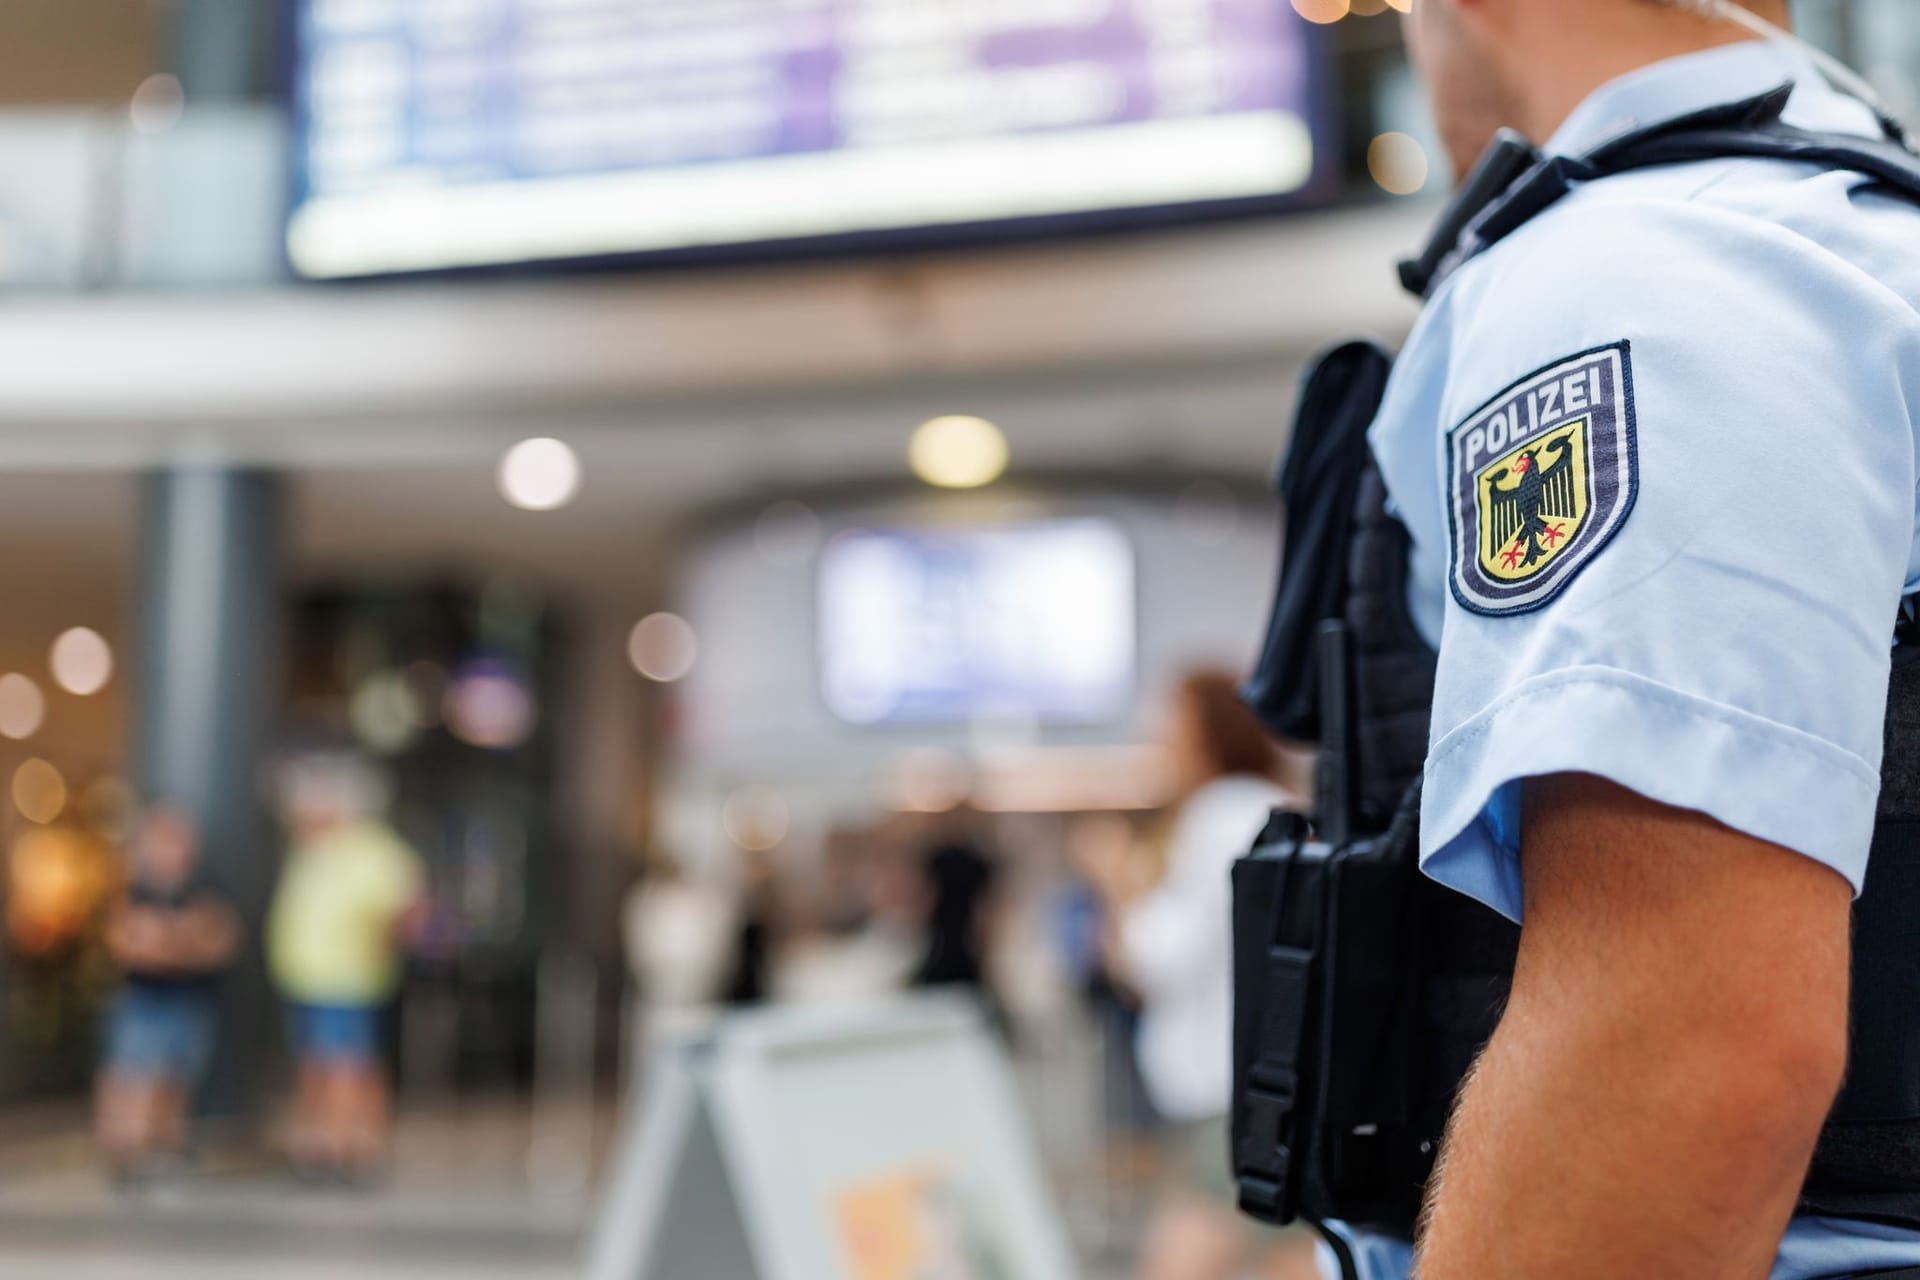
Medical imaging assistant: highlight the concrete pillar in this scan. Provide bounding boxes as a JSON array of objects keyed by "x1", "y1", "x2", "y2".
[
  {"x1": 170, "y1": 0, "x2": 276, "y2": 102},
  {"x1": 132, "y1": 466, "x2": 283, "y2": 1118}
]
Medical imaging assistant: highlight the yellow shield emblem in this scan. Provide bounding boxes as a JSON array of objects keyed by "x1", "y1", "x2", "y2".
[{"x1": 1475, "y1": 419, "x2": 1589, "y2": 584}]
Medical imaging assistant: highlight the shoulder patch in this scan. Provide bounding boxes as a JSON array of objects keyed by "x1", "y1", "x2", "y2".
[{"x1": 1447, "y1": 341, "x2": 1638, "y2": 617}]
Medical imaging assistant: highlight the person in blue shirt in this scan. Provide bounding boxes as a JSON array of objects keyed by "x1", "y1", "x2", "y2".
[
  {"x1": 96, "y1": 807, "x2": 238, "y2": 1180},
  {"x1": 1329, "y1": 2, "x2": 1920, "y2": 1277}
]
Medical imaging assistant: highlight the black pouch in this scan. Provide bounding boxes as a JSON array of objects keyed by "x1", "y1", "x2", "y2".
[
  {"x1": 1242, "y1": 341, "x2": 1394, "y2": 742},
  {"x1": 1232, "y1": 619, "x2": 1517, "y2": 1244},
  {"x1": 1231, "y1": 756, "x2": 1434, "y2": 1234}
]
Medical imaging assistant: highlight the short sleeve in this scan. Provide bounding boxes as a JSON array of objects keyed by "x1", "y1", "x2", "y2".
[
  {"x1": 360, "y1": 826, "x2": 424, "y2": 918},
  {"x1": 1413, "y1": 198, "x2": 1920, "y2": 921}
]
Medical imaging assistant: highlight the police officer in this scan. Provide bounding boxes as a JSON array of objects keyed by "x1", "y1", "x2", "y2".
[{"x1": 1337, "y1": 1, "x2": 1920, "y2": 1277}]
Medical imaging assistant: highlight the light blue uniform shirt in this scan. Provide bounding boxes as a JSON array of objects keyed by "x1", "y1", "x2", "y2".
[{"x1": 1337, "y1": 40, "x2": 1920, "y2": 1280}]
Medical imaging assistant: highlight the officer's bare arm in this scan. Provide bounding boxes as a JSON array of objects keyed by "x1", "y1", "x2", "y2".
[{"x1": 1414, "y1": 772, "x2": 1850, "y2": 1279}]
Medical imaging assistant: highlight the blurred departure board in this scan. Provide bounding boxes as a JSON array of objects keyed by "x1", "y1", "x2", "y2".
[
  {"x1": 287, "y1": 0, "x2": 1325, "y2": 278},
  {"x1": 817, "y1": 517, "x2": 1136, "y2": 725}
]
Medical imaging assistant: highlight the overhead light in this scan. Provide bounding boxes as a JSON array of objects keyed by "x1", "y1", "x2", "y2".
[
  {"x1": 498, "y1": 437, "x2": 582, "y2": 511},
  {"x1": 0, "y1": 675, "x2": 45, "y2": 740},
  {"x1": 628, "y1": 613, "x2": 698, "y2": 683},
  {"x1": 909, "y1": 415, "x2": 1009, "y2": 490},
  {"x1": 1369, "y1": 132, "x2": 1431, "y2": 196},
  {"x1": 50, "y1": 628, "x2": 113, "y2": 697}
]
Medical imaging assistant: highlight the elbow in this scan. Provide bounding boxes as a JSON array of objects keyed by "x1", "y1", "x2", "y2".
[
  {"x1": 1692, "y1": 1000, "x2": 1848, "y2": 1151},
  {"x1": 1517, "y1": 972, "x2": 1849, "y2": 1155},
  {"x1": 1780, "y1": 1004, "x2": 1850, "y2": 1105}
]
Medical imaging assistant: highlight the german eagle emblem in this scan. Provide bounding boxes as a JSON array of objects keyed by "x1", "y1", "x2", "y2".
[{"x1": 1481, "y1": 427, "x2": 1582, "y2": 579}]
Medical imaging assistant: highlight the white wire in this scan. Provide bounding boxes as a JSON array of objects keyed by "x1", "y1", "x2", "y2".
[{"x1": 1675, "y1": 0, "x2": 1901, "y2": 124}]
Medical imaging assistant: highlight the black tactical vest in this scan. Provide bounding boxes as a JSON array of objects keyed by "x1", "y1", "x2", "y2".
[{"x1": 1235, "y1": 84, "x2": 1920, "y2": 1241}]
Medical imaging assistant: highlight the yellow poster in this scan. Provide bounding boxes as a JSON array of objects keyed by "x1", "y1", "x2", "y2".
[{"x1": 835, "y1": 1168, "x2": 936, "y2": 1280}]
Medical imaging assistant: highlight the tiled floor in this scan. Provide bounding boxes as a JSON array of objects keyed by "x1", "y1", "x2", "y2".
[
  {"x1": 0, "y1": 1101, "x2": 585, "y2": 1280},
  {"x1": 0, "y1": 1096, "x2": 1323, "y2": 1279}
]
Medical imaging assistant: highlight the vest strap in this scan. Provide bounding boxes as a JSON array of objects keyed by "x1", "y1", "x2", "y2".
[{"x1": 1400, "y1": 82, "x2": 1920, "y2": 299}]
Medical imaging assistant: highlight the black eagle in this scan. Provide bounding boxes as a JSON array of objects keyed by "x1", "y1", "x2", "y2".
[{"x1": 1485, "y1": 430, "x2": 1578, "y2": 571}]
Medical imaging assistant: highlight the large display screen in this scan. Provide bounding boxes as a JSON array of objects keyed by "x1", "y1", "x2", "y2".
[
  {"x1": 287, "y1": 0, "x2": 1326, "y2": 278},
  {"x1": 818, "y1": 518, "x2": 1134, "y2": 726}
]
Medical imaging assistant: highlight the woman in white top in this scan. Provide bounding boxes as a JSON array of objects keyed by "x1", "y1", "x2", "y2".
[{"x1": 1079, "y1": 669, "x2": 1310, "y2": 1280}]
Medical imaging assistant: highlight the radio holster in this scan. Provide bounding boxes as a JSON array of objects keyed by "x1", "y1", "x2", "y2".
[{"x1": 1231, "y1": 667, "x2": 1435, "y2": 1233}]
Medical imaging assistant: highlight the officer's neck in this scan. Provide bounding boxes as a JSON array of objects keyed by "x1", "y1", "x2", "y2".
[{"x1": 1493, "y1": 12, "x2": 1776, "y2": 153}]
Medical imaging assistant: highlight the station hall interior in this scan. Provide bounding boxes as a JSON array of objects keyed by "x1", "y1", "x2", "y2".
[{"x1": 0, "y1": 2, "x2": 1914, "y2": 1279}]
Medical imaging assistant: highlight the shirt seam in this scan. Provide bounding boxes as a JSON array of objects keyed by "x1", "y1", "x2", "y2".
[{"x1": 1426, "y1": 665, "x2": 1881, "y2": 787}]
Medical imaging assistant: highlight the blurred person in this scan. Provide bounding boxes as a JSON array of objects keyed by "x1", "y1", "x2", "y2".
[
  {"x1": 621, "y1": 846, "x2": 738, "y2": 1087},
  {"x1": 267, "y1": 753, "x2": 424, "y2": 1181},
  {"x1": 1077, "y1": 671, "x2": 1305, "y2": 1280},
  {"x1": 622, "y1": 847, "x2": 737, "y2": 1015},
  {"x1": 1240, "y1": 3, "x2": 1920, "y2": 1278},
  {"x1": 910, "y1": 832, "x2": 997, "y2": 994},
  {"x1": 1062, "y1": 813, "x2": 1164, "y2": 1184},
  {"x1": 95, "y1": 807, "x2": 238, "y2": 1178},
  {"x1": 775, "y1": 826, "x2": 923, "y2": 1004},
  {"x1": 723, "y1": 845, "x2": 781, "y2": 1006}
]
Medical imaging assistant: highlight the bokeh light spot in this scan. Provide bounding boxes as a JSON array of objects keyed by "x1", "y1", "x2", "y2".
[
  {"x1": 1369, "y1": 131, "x2": 1431, "y2": 196},
  {"x1": 909, "y1": 415, "x2": 1010, "y2": 490},
  {"x1": 0, "y1": 675, "x2": 46, "y2": 741},
  {"x1": 497, "y1": 437, "x2": 582, "y2": 511},
  {"x1": 50, "y1": 627, "x2": 113, "y2": 696},
  {"x1": 1292, "y1": 0, "x2": 1351, "y2": 23},
  {"x1": 13, "y1": 758, "x2": 66, "y2": 825},
  {"x1": 130, "y1": 74, "x2": 185, "y2": 135},
  {"x1": 444, "y1": 659, "x2": 537, "y2": 749},
  {"x1": 722, "y1": 784, "x2": 789, "y2": 852},
  {"x1": 350, "y1": 671, "x2": 424, "y2": 754},
  {"x1": 629, "y1": 612, "x2": 699, "y2": 684}
]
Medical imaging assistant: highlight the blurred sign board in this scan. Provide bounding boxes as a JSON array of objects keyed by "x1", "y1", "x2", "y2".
[
  {"x1": 287, "y1": 0, "x2": 1328, "y2": 278},
  {"x1": 817, "y1": 517, "x2": 1136, "y2": 726},
  {"x1": 584, "y1": 997, "x2": 1075, "y2": 1280}
]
